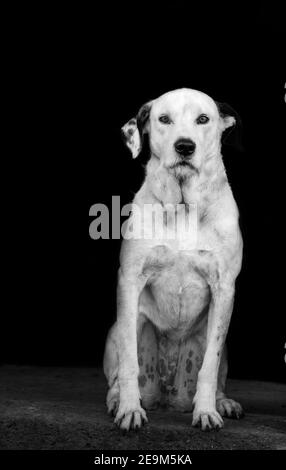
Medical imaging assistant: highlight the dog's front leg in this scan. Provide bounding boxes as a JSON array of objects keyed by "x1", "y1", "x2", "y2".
[
  {"x1": 192, "y1": 282, "x2": 235, "y2": 431},
  {"x1": 114, "y1": 268, "x2": 148, "y2": 431}
]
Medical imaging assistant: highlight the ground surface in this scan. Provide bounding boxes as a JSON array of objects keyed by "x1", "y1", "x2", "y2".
[{"x1": 0, "y1": 366, "x2": 285, "y2": 450}]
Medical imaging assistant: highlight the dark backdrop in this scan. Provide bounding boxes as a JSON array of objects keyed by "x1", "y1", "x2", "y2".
[{"x1": 4, "y1": 3, "x2": 285, "y2": 383}]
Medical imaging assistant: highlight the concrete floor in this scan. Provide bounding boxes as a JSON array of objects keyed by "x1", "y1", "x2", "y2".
[{"x1": 0, "y1": 365, "x2": 285, "y2": 450}]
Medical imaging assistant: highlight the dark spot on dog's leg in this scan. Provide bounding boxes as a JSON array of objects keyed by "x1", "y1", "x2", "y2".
[
  {"x1": 186, "y1": 358, "x2": 193, "y2": 374},
  {"x1": 159, "y1": 359, "x2": 167, "y2": 376},
  {"x1": 138, "y1": 375, "x2": 147, "y2": 388},
  {"x1": 166, "y1": 373, "x2": 175, "y2": 386}
]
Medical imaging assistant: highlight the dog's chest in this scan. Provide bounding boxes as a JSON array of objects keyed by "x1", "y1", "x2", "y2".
[{"x1": 142, "y1": 246, "x2": 214, "y2": 332}]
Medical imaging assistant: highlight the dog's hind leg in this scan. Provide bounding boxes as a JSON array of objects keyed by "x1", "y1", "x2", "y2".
[
  {"x1": 216, "y1": 345, "x2": 244, "y2": 419},
  {"x1": 165, "y1": 335, "x2": 204, "y2": 411},
  {"x1": 137, "y1": 319, "x2": 161, "y2": 410}
]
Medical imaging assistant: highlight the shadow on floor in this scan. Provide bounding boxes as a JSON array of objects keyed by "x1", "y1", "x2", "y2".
[{"x1": 0, "y1": 366, "x2": 285, "y2": 449}]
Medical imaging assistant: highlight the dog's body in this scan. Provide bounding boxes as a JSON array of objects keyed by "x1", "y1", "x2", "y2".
[{"x1": 103, "y1": 88, "x2": 243, "y2": 431}]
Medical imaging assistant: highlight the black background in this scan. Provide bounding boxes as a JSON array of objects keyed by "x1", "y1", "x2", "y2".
[{"x1": 4, "y1": 3, "x2": 285, "y2": 383}]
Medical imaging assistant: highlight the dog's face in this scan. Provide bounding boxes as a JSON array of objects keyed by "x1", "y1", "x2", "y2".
[{"x1": 122, "y1": 88, "x2": 237, "y2": 179}]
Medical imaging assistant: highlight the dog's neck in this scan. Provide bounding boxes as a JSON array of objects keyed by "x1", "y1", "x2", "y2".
[{"x1": 145, "y1": 153, "x2": 228, "y2": 211}]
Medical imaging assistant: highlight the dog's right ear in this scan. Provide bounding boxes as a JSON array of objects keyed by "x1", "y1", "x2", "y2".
[
  {"x1": 216, "y1": 101, "x2": 243, "y2": 152},
  {"x1": 121, "y1": 101, "x2": 152, "y2": 158}
]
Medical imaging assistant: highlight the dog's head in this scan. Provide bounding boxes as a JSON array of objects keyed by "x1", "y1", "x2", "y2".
[{"x1": 122, "y1": 88, "x2": 240, "y2": 179}]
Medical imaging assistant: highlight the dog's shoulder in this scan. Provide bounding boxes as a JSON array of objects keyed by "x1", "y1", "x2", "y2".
[
  {"x1": 201, "y1": 181, "x2": 242, "y2": 254},
  {"x1": 213, "y1": 183, "x2": 240, "y2": 230}
]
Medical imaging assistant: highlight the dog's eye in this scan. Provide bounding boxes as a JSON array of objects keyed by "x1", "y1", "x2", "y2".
[
  {"x1": 196, "y1": 114, "x2": 209, "y2": 124},
  {"x1": 159, "y1": 114, "x2": 172, "y2": 124}
]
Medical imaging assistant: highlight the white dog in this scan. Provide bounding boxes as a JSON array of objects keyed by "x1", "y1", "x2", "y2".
[{"x1": 103, "y1": 88, "x2": 244, "y2": 431}]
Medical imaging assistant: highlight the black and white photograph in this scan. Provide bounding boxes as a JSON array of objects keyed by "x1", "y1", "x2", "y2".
[{"x1": 1, "y1": 1, "x2": 285, "y2": 464}]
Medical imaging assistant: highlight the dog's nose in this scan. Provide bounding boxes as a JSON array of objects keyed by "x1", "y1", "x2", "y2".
[{"x1": 174, "y1": 138, "x2": 196, "y2": 158}]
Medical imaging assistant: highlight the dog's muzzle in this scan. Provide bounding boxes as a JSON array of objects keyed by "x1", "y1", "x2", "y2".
[{"x1": 174, "y1": 138, "x2": 196, "y2": 159}]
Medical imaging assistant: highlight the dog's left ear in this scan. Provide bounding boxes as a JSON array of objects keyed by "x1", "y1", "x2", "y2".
[
  {"x1": 216, "y1": 101, "x2": 243, "y2": 152},
  {"x1": 121, "y1": 101, "x2": 152, "y2": 158}
]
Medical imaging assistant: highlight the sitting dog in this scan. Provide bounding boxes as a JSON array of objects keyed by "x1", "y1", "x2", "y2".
[{"x1": 103, "y1": 88, "x2": 244, "y2": 431}]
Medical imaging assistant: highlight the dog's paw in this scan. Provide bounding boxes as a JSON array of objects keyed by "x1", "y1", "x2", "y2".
[
  {"x1": 107, "y1": 395, "x2": 119, "y2": 417},
  {"x1": 216, "y1": 397, "x2": 244, "y2": 419},
  {"x1": 106, "y1": 386, "x2": 119, "y2": 417},
  {"x1": 192, "y1": 408, "x2": 224, "y2": 431},
  {"x1": 114, "y1": 402, "x2": 148, "y2": 431}
]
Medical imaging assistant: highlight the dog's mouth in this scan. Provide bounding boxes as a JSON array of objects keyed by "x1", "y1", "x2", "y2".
[
  {"x1": 167, "y1": 161, "x2": 199, "y2": 186},
  {"x1": 169, "y1": 160, "x2": 199, "y2": 174},
  {"x1": 171, "y1": 160, "x2": 191, "y2": 168}
]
